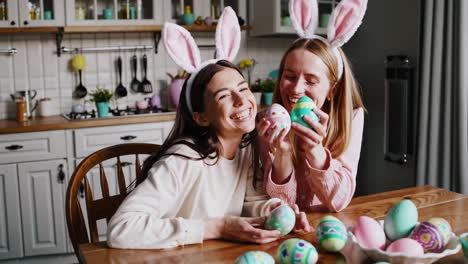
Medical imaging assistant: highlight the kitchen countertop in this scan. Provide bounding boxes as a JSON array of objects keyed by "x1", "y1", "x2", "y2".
[{"x1": 0, "y1": 112, "x2": 177, "y2": 135}]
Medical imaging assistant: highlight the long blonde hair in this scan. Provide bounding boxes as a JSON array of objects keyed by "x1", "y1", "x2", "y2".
[{"x1": 273, "y1": 39, "x2": 365, "y2": 158}]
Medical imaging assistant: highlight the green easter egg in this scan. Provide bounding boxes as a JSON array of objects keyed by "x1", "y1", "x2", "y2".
[
  {"x1": 290, "y1": 96, "x2": 319, "y2": 128},
  {"x1": 277, "y1": 238, "x2": 318, "y2": 264},
  {"x1": 234, "y1": 251, "x2": 274, "y2": 264},
  {"x1": 316, "y1": 215, "x2": 347, "y2": 252}
]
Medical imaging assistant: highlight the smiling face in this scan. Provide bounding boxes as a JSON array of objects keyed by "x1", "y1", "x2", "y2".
[
  {"x1": 279, "y1": 48, "x2": 334, "y2": 112},
  {"x1": 198, "y1": 67, "x2": 257, "y2": 140}
]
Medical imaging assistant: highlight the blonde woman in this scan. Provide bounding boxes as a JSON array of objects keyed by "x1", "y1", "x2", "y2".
[{"x1": 257, "y1": 0, "x2": 367, "y2": 212}]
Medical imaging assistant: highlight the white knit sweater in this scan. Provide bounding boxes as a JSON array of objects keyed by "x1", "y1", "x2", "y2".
[{"x1": 107, "y1": 143, "x2": 280, "y2": 249}]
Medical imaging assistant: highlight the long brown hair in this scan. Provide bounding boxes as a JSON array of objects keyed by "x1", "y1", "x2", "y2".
[
  {"x1": 273, "y1": 39, "x2": 365, "y2": 157},
  {"x1": 136, "y1": 60, "x2": 260, "y2": 188}
]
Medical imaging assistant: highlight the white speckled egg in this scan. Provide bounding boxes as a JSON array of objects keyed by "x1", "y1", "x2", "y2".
[
  {"x1": 277, "y1": 238, "x2": 318, "y2": 264},
  {"x1": 265, "y1": 204, "x2": 296, "y2": 236},
  {"x1": 384, "y1": 199, "x2": 418, "y2": 241},
  {"x1": 234, "y1": 251, "x2": 275, "y2": 264},
  {"x1": 353, "y1": 216, "x2": 386, "y2": 250},
  {"x1": 265, "y1": 103, "x2": 291, "y2": 137},
  {"x1": 316, "y1": 215, "x2": 347, "y2": 252}
]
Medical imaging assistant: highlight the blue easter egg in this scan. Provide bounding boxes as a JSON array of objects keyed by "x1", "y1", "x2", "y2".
[
  {"x1": 290, "y1": 96, "x2": 319, "y2": 128},
  {"x1": 234, "y1": 251, "x2": 274, "y2": 264},
  {"x1": 277, "y1": 238, "x2": 318, "y2": 264}
]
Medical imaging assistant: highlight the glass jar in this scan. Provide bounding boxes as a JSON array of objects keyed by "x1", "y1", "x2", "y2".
[
  {"x1": 0, "y1": 2, "x2": 6, "y2": 21},
  {"x1": 76, "y1": 6, "x2": 86, "y2": 20}
]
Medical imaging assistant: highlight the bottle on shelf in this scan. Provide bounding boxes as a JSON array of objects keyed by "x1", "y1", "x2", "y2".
[{"x1": 0, "y1": 1, "x2": 6, "y2": 21}]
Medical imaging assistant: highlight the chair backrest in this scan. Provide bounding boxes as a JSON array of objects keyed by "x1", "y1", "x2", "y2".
[{"x1": 66, "y1": 143, "x2": 160, "y2": 262}]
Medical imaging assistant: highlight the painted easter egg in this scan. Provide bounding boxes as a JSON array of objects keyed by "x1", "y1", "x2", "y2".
[
  {"x1": 353, "y1": 216, "x2": 386, "y2": 250},
  {"x1": 234, "y1": 251, "x2": 275, "y2": 264},
  {"x1": 410, "y1": 221, "x2": 445, "y2": 252},
  {"x1": 386, "y1": 238, "x2": 425, "y2": 256},
  {"x1": 316, "y1": 215, "x2": 347, "y2": 252},
  {"x1": 265, "y1": 103, "x2": 291, "y2": 137},
  {"x1": 290, "y1": 95, "x2": 319, "y2": 128},
  {"x1": 265, "y1": 204, "x2": 296, "y2": 236},
  {"x1": 427, "y1": 217, "x2": 452, "y2": 246},
  {"x1": 384, "y1": 199, "x2": 418, "y2": 241},
  {"x1": 277, "y1": 238, "x2": 318, "y2": 264}
]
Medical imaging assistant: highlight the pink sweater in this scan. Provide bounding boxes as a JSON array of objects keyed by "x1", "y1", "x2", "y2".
[{"x1": 261, "y1": 108, "x2": 364, "y2": 212}]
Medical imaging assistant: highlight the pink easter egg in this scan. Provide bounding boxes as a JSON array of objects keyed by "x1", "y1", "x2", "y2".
[
  {"x1": 353, "y1": 216, "x2": 386, "y2": 250},
  {"x1": 265, "y1": 104, "x2": 291, "y2": 135},
  {"x1": 386, "y1": 238, "x2": 424, "y2": 256}
]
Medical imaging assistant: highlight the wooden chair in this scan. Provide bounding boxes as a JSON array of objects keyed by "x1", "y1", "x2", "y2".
[{"x1": 66, "y1": 143, "x2": 160, "y2": 263}]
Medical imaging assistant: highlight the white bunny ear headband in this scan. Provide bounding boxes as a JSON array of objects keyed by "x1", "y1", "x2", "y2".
[
  {"x1": 289, "y1": 0, "x2": 367, "y2": 79},
  {"x1": 163, "y1": 6, "x2": 241, "y2": 113}
]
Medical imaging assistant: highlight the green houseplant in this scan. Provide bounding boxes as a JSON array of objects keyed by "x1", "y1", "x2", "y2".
[
  {"x1": 90, "y1": 86, "x2": 113, "y2": 117},
  {"x1": 259, "y1": 78, "x2": 276, "y2": 105}
]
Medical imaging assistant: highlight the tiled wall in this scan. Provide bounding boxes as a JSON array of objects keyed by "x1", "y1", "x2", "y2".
[{"x1": 0, "y1": 31, "x2": 292, "y2": 120}]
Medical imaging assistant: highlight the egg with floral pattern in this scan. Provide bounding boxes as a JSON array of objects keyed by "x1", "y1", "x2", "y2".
[
  {"x1": 427, "y1": 217, "x2": 452, "y2": 246},
  {"x1": 409, "y1": 218, "x2": 451, "y2": 252},
  {"x1": 234, "y1": 251, "x2": 275, "y2": 264},
  {"x1": 265, "y1": 103, "x2": 291, "y2": 137},
  {"x1": 290, "y1": 95, "x2": 319, "y2": 128},
  {"x1": 316, "y1": 215, "x2": 347, "y2": 252},
  {"x1": 265, "y1": 204, "x2": 296, "y2": 236},
  {"x1": 277, "y1": 238, "x2": 318, "y2": 264}
]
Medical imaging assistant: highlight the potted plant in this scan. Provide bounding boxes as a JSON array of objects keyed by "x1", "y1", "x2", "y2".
[
  {"x1": 250, "y1": 78, "x2": 262, "y2": 105},
  {"x1": 259, "y1": 78, "x2": 276, "y2": 106},
  {"x1": 239, "y1": 58, "x2": 256, "y2": 89},
  {"x1": 90, "y1": 86, "x2": 113, "y2": 117}
]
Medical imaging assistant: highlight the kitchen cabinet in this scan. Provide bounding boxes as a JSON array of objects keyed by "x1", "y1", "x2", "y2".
[
  {"x1": 0, "y1": 120, "x2": 174, "y2": 262},
  {"x1": 0, "y1": 164, "x2": 22, "y2": 260},
  {"x1": 0, "y1": 0, "x2": 64, "y2": 28},
  {"x1": 66, "y1": 0, "x2": 165, "y2": 26},
  {"x1": 18, "y1": 159, "x2": 68, "y2": 257},
  {"x1": 249, "y1": 0, "x2": 339, "y2": 37},
  {"x1": 167, "y1": 0, "x2": 246, "y2": 23}
]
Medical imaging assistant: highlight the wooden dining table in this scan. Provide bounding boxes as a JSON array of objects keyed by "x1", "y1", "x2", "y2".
[{"x1": 79, "y1": 185, "x2": 468, "y2": 263}]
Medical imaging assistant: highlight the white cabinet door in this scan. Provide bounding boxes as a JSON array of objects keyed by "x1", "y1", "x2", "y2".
[
  {"x1": 65, "y1": 0, "x2": 164, "y2": 26},
  {"x1": 0, "y1": 164, "x2": 23, "y2": 260},
  {"x1": 0, "y1": 0, "x2": 18, "y2": 28},
  {"x1": 18, "y1": 159, "x2": 67, "y2": 257},
  {"x1": 17, "y1": 0, "x2": 65, "y2": 27}
]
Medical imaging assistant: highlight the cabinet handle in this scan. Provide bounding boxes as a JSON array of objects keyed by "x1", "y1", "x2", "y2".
[
  {"x1": 10, "y1": 21, "x2": 15, "y2": 26},
  {"x1": 120, "y1": 135, "x2": 137, "y2": 141},
  {"x1": 5, "y1": 144, "x2": 23, "y2": 150},
  {"x1": 58, "y1": 164, "x2": 65, "y2": 182},
  {"x1": 23, "y1": 20, "x2": 29, "y2": 25}
]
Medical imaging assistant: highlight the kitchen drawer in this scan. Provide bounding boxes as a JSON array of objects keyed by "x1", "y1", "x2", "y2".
[
  {"x1": 73, "y1": 122, "x2": 173, "y2": 158},
  {"x1": 0, "y1": 131, "x2": 67, "y2": 164}
]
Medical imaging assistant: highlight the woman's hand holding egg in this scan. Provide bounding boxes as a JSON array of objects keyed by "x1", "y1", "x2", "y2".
[
  {"x1": 256, "y1": 104, "x2": 292, "y2": 155},
  {"x1": 220, "y1": 216, "x2": 281, "y2": 244}
]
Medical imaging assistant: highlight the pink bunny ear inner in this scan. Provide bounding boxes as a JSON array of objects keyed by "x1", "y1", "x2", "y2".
[
  {"x1": 289, "y1": 0, "x2": 318, "y2": 38},
  {"x1": 328, "y1": 0, "x2": 367, "y2": 47},
  {"x1": 215, "y1": 6, "x2": 241, "y2": 61},
  {"x1": 163, "y1": 23, "x2": 201, "y2": 73}
]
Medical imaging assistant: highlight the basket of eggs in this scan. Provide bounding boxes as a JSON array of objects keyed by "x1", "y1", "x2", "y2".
[{"x1": 348, "y1": 199, "x2": 461, "y2": 264}]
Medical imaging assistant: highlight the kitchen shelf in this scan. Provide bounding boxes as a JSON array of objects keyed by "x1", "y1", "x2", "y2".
[
  {"x1": 0, "y1": 27, "x2": 59, "y2": 33},
  {"x1": 62, "y1": 24, "x2": 249, "y2": 33}
]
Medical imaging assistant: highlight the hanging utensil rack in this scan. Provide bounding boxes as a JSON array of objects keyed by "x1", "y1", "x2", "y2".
[
  {"x1": 0, "y1": 48, "x2": 17, "y2": 55},
  {"x1": 60, "y1": 45, "x2": 153, "y2": 54}
]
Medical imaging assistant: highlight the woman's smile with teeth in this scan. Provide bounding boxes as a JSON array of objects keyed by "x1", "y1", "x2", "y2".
[{"x1": 232, "y1": 108, "x2": 251, "y2": 120}]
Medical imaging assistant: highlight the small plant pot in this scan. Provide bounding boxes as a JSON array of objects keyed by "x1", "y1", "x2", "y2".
[
  {"x1": 96, "y1": 102, "x2": 110, "y2": 117},
  {"x1": 263, "y1": 92, "x2": 273, "y2": 106},
  {"x1": 182, "y1": 13, "x2": 195, "y2": 25},
  {"x1": 253, "y1": 92, "x2": 262, "y2": 105}
]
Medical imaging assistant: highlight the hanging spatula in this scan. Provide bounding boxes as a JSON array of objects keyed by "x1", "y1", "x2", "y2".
[
  {"x1": 139, "y1": 54, "x2": 153, "y2": 94},
  {"x1": 130, "y1": 54, "x2": 141, "y2": 93},
  {"x1": 115, "y1": 56, "x2": 128, "y2": 97}
]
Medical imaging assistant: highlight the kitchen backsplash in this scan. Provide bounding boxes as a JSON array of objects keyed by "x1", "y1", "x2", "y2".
[{"x1": 0, "y1": 31, "x2": 291, "y2": 120}]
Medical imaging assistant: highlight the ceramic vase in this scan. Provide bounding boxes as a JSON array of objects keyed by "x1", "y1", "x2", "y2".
[{"x1": 169, "y1": 79, "x2": 185, "y2": 109}]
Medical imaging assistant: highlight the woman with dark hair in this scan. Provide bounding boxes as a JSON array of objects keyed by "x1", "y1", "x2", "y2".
[{"x1": 107, "y1": 8, "x2": 310, "y2": 250}]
